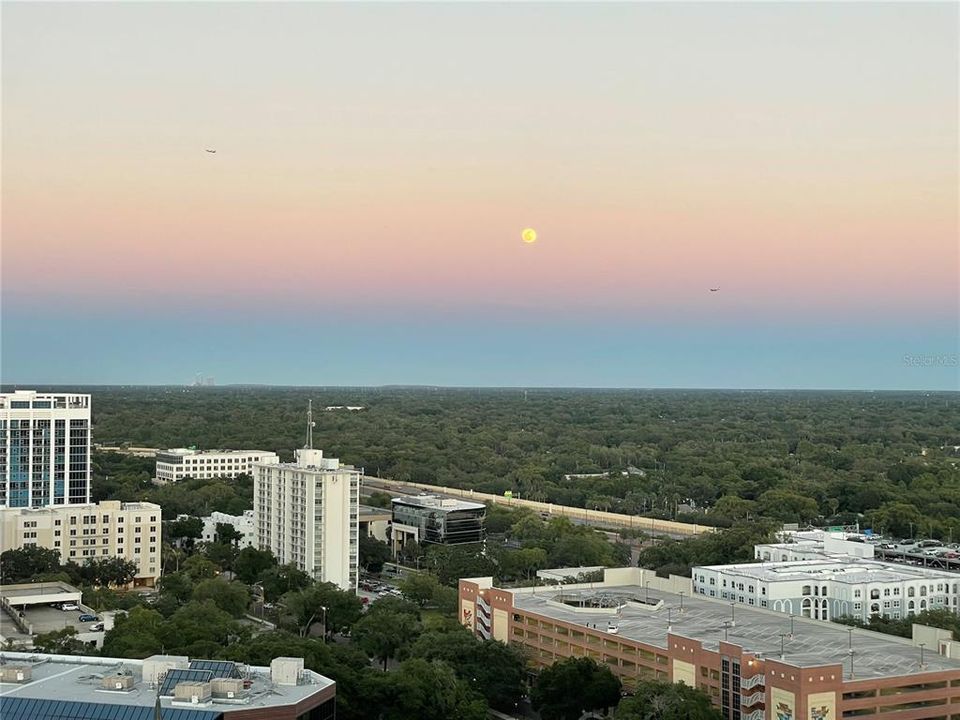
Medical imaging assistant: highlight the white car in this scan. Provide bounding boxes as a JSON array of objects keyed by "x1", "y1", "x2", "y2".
[{"x1": 59, "y1": 603, "x2": 80, "y2": 611}]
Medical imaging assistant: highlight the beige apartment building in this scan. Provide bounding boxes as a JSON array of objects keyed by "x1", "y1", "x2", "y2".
[{"x1": 0, "y1": 500, "x2": 162, "y2": 586}]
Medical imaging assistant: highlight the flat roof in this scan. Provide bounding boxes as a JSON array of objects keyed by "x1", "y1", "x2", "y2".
[
  {"x1": 392, "y1": 495, "x2": 486, "y2": 512},
  {"x1": 699, "y1": 559, "x2": 960, "y2": 584},
  {"x1": 0, "y1": 582, "x2": 81, "y2": 604},
  {"x1": 0, "y1": 652, "x2": 333, "y2": 715},
  {"x1": 511, "y1": 583, "x2": 960, "y2": 680},
  {"x1": 359, "y1": 505, "x2": 391, "y2": 520},
  {"x1": 160, "y1": 449, "x2": 274, "y2": 457}
]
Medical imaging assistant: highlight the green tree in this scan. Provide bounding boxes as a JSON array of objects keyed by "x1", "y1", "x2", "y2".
[
  {"x1": 182, "y1": 554, "x2": 219, "y2": 581},
  {"x1": 167, "y1": 516, "x2": 203, "y2": 548},
  {"x1": 615, "y1": 680, "x2": 721, "y2": 720},
  {"x1": 257, "y1": 564, "x2": 313, "y2": 602},
  {"x1": 359, "y1": 535, "x2": 392, "y2": 573},
  {"x1": 531, "y1": 657, "x2": 622, "y2": 720},
  {"x1": 409, "y1": 621, "x2": 526, "y2": 711},
  {"x1": 192, "y1": 578, "x2": 250, "y2": 617},
  {"x1": 103, "y1": 606, "x2": 165, "y2": 658},
  {"x1": 233, "y1": 546, "x2": 277, "y2": 584},
  {"x1": 33, "y1": 627, "x2": 89, "y2": 655},
  {"x1": 399, "y1": 573, "x2": 442, "y2": 608},
  {"x1": 366, "y1": 491, "x2": 393, "y2": 508},
  {"x1": 214, "y1": 522, "x2": 244, "y2": 546},
  {"x1": 352, "y1": 606, "x2": 420, "y2": 670},
  {"x1": 369, "y1": 658, "x2": 487, "y2": 720},
  {"x1": 1, "y1": 546, "x2": 61, "y2": 582},
  {"x1": 284, "y1": 582, "x2": 363, "y2": 636}
]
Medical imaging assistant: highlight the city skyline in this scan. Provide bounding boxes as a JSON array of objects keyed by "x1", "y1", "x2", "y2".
[{"x1": 3, "y1": 2, "x2": 957, "y2": 390}]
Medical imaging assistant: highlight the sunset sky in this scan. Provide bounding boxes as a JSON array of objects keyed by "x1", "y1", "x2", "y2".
[{"x1": 3, "y1": 2, "x2": 957, "y2": 389}]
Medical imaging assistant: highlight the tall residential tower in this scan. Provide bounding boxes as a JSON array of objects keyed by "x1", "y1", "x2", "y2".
[
  {"x1": 252, "y1": 403, "x2": 360, "y2": 591},
  {"x1": 0, "y1": 390, "x2": 91, "y2": 508}
]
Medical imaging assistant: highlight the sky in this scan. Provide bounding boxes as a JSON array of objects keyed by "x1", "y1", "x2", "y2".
[{"x1": 2, "y1": 2, "x2": 958, "y2": 389}]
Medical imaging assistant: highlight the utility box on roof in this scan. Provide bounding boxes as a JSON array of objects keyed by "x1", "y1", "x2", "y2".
[
  {"x1": 0, "y1": 666, "x2": 30, "y2": 683},
  {"x1": 270, "y1": 657, "x2": 303, "y2": 686},
  {"x1": 143, "y1": 655, "x2": 189, "y2": 684},
  {"x1": 101, "y1": 674, "x2": 135, "y2": 691},
  {"x1": 174, "y1": 681, "x2": 212, "y2": 704},
  {"x1": 211, "y1": 678, "x2": 245, "y2": 698}
]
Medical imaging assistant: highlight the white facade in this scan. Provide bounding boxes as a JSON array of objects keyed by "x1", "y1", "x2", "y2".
[
  {"x1": 693, "y1": 558, "x2": 960, "y2": 623},
  {"x1": 0, "y1": 390, "x2": 92, "y2": 507},
  {"x1": 155, "y1": 448, "x2": 279, "y2": 483},
  {"x1": 0, "y1": 500, "x2": 162, "y2": 586},
  {"x1": 201, "y1": 510, "x2": 255, "y2": 548},
  {"x1": 253, "y1": 448, "x2": 360, "y2": 591},
  {"x1": 755, "y1": 530, "x2": 876, "y2": 563}
]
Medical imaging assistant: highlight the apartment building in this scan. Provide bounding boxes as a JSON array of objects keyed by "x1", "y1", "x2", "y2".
[
  {"x1": 460, "y1": 568, "x2": 960, "y2": 720},
  {"x1": 390, "y1": 495, "x2": 485, "y2": 555},
  {"x1": 200, "y1": 510, "x2": 256, "y2": 547},
  {"x1": 0, "y1": 652, "x2": 336, "y2": 720},
  {"x1": 693, "y1": 559, "x2": 960, "y2": 623},
  {"x1": 0, "y1": 390, "x2": 91, "y2": 507},
  {"x1": 0, "y1": 500, "x2": 162, "y2": 586},
  {"x1": 253, "y1": 448, "x2": 360, "y2": 591},
  {"x1": 155, "y1": 448, "x2": 279, "y2": 483}
]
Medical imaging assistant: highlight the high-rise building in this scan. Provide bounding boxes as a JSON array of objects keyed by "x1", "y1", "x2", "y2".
[
  {"x1": 253, "y1": 407, "x2": 360, "y2": 591},
  {"x1": 0, "y1": 391, "x2": 91, "y2": 508}
]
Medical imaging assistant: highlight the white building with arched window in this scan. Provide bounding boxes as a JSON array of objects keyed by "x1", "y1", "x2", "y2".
[{"x1": 693, "y1": 559, "x2": 959, "y2": 623}]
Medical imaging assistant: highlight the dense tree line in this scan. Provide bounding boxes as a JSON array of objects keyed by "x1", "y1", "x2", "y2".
[{"x1": 66, "y1": 386, "x2": 960, "y2": 538}]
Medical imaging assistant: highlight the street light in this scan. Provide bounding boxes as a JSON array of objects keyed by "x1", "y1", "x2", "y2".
[
  {"x1": 678, "y1": 591, "x2": 685, "y2": 613},
  {"x1": 721, "y1": 620, "x2": 732, "y2": 642},
  {"x1": 645, "y1": 581, "x2": 650, "y2": 604},
  {"x1": 730, "y1": 602, "x2": 736, "y2": 626},
  {"x1": 789, "y1": 614, "x2": 795, "y2": 638},
  {"x1": 779, "y1": 633, "x2": 789, "y2": 659},
  {"x1": 919, "y1": 643, "x2": 926, "y2": 669}
]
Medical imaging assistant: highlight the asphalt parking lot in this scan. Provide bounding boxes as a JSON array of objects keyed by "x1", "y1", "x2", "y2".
[{"x1": 20, "y1": 605, "x2": 101, "y2": 634}]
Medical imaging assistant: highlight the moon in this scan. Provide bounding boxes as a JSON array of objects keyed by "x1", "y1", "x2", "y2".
[{"x1": 521, "y1": 228, "x2": 537, "y2": 244}]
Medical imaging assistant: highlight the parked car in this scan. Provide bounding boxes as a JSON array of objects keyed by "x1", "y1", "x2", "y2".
[
  {"x1": 59, "y1": 603, "x2": 80, "y2": 612},
  {"x1": 90, "y1": 623, "x2": 105, "y2": 632},
  {"x1": 78, "y1": 614, "x2": 99, "y2": 622}
]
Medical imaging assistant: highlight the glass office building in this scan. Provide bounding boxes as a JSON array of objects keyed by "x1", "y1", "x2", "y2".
[{"x1": 0, "y1": 391, "x2": 91, "y2": 507}]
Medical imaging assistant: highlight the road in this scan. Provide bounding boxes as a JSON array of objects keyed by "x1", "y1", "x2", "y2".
[{"x1": 362, "y1": 477, "x2": 710, "y2": 539}]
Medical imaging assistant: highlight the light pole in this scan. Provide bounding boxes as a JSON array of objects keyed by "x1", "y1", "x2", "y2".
[
  {"x1": 678, "y1": 591, "x2": 685, "y2": 613},
  {"x1": 789, "y1": 614, "x2": 795, "y2": 638},
  {"x1": 721, "y1": 620, "x2": 732, "y2": 642},
  {"x1": 645, "y1": 581, "x2": 650, "y2": 604},
  {"x1": 730, "y1": 602, "x2": 736, "y2": 626},
  {"x1": 919, "y1": 643, "x2": 926, "y2": 669},
  {"x1": 779, "y1": 633, "x2": 788, "y2": 659}
]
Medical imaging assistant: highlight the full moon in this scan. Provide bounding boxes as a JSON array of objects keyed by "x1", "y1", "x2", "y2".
[{"x1": 521, "y1": 228, "x2": 537, "y2": 244}]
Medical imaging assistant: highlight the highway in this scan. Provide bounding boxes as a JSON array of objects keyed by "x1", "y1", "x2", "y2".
[{"x1": 362, "y1": 477, "x2": 712, "y2": 539}]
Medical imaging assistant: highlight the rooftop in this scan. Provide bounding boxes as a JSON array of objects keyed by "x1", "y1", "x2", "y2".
[
  {"x1": 392, "y1": 494, "x2": 486, "y2": 512},
  {"x1": 160, "y1": 448, "x2": 274, "y2": 457},
  {"x1": 359, "y1": 505, "x2": 391, "y2": 520},
  {"x1": 0, "y1": 652, "x2": 333, "y2": 717},
  {"x1": 700, "y1": 558, "x2": 960, "y2": 584},
  {"x1": 1, "y1": 500, "x2": 161, "y2": 516},
  {"x1": 510, "y1": 582, "x2": 960, "y2": 680}
]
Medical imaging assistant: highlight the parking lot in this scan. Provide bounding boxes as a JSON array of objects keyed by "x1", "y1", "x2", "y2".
[{"x1": 19, "y1": 604, "x2": 102, "y2": 635}]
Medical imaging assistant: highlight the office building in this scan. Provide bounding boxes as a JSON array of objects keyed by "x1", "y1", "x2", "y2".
[
  {"x1": 155, "y1": 448, "x2": 279, "y2": 483},
  {"x1": 200, "y1": 510, "x2": 256, "y2": 548},
  {"x1": 0, "y1": 652, "x2": 335, "y2": 720},
  {"x1": 755, "y1": 530, "x2": 878, "y2": 563},
  {"x1": 0, "y1": 390, "x2": 91, "y2": 507},
  {"x1": 0, "y1": 500, "x2": 162, "y2": 587},
  {"x1": 460, "y1": 567, "x2": 960, "y2": 720},
  {"x1": 693, "y1": 559, "x2": 959, "y2": 623},
  {"x1": 253, "y1": 446, "x2": 360, "y2": 591},
  {"x1": 389, "y1": 495, "x2": 485, "y2": 555},
  {"x1": 359, "y1": 505, "x2": 391, "y2": 543}
]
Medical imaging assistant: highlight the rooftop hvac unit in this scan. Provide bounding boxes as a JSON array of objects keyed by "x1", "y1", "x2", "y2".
[
  {"x1": 173, "y1": 681, "x2": 212, "y2": 704},
  {"x1": 270, "y1": 657, "x2": 304, "y2": 686},
  {"x1": 211, "y1": 678, "x2": 245, "y2": 699},
  {"x1": 142, "y1": 655, "x2": 189, "y2": 684},
  {"x1": 101, "y1": 674, "x2": 135, "y2": 691},
  {"x1": 0, "y1": 666, "x2": 31, "y2": 683}
]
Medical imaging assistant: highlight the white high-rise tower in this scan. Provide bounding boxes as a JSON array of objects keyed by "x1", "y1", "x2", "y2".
[{"x1": 252, "y1": 402, "x2": 360, "y2": 591}]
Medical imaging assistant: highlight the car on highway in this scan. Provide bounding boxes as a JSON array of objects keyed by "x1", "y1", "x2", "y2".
[{"x1": 78, "y1": 614, "x2": 99, "y2": 623}]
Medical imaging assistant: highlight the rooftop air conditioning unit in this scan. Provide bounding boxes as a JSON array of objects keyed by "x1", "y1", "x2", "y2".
[
  {"x1": 211, "y1": 678, "x2": 245, "y2": 699},
  {"x1": 0, "y1": 666, "x2": 31, "y2": 683},
  {"x1": 101, "y1": 674, "x2": 135, "y2": 691},
  {"x1": 174, "y1": 681, "x2": 212, "y2": 704}
]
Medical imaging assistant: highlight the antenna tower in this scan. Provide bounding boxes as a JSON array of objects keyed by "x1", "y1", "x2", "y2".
[{"x1": 305, "y1": 400, "x2": 315, "y2": 449}]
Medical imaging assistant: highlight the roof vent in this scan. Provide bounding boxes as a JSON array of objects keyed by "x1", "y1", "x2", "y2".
[
  {"x1": 270, "y1": 657, "x2": 304, "y2": 686},
  {"x1": 173, "y1": 681, "x2": 212, "y2": 705},
  {"x1": 211, "y1": 677, "x2": 247, "y2": 700}
]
